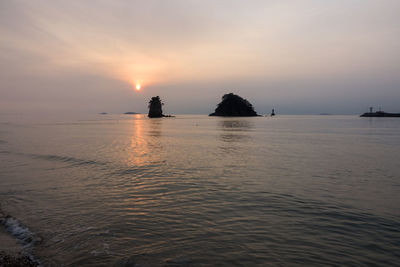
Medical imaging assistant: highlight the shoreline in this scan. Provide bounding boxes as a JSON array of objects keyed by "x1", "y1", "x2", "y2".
[
  {"x1": 0, "y1": 209, "x2": 40, "y2": 266},
  {"x1": 0, "y1": 229, "x2": 37, "y2": 266},
  {"x1": 0, "y1": 251, "x2": 38, "y2": 267},
  {"x1": 0, "y1": 228, "x2": 23, "y2": 255}
]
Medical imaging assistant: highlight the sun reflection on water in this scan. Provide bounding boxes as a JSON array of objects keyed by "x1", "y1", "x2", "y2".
[{"x1": 125, "y1": 116, "x2": 163, "y2": 167}]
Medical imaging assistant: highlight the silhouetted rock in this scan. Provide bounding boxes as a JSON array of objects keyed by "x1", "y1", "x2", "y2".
[
  {"x1": 360, "y1": 107, "x2": 400, "y2": 117},
  {"x1": 209, "y1": 93, "x2": 258, "y2": 116},
  {"x1": 360, "y1": 111, "x2": 400, "y2": 117},
  {"x1": 148, "y1": 96, "x2": 164, "y2": 118}
]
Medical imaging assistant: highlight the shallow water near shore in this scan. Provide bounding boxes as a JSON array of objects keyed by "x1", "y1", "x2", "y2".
[{"x1": 0, "y1": 114, "x2": 400, "y2": 266}]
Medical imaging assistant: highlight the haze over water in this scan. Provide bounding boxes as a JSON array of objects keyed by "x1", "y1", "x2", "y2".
[
  {"x1": 1, "y1": 1, "x2": 400, "y2": 114},
  {"x1": 1, "y1": 114, "x2": 399, "y2": 266}
]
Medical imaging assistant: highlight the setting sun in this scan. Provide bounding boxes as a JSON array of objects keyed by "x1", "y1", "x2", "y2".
[{"x1": 136, "y1": 84, "x2": 141, "y2": 91}]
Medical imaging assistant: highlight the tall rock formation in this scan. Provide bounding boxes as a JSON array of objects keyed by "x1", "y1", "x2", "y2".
[{"x1": 148, "y1": 96, "x2": 164, "y2": 118}]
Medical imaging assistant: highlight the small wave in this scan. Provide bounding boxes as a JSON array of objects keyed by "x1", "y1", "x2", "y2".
[
  {"x1": 0, "y1": 210, "x2": 42, "y2": 265},
  {"x1": 31, "y1": 154, "x2": 99, "y2": 166},
  {"x1": 0, "y1": 215, "x2": 41, "y2": 249},
  {"x1": 90, "y1": 243, "x2": 110, "y2": 256},
  {"x1": 4, "y1": 151, "x2": 105, "y2": 168},
  {"x1": 114, "y1": 163, "x2": 164, "y2": 176},
  {"x1": 26, "y1": 153, "x2": 105, "y2": 168}
]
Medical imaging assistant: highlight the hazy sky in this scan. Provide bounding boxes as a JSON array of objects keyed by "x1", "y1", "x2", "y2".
[{"x1": 1, "y1": 0, "x2": 399, "y2": 114}]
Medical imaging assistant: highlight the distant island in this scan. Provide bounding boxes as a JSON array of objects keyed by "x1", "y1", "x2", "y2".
[
  {"x1": 360, "y1": 107, "x2": 400, "y2": 117},
  {"x1": 209, "y1": 93, "x2": 259, "y2": 116},
  {"x1": 99, "y1": 112, "x2": 108, "y2": 115},
  {"x1": 124, "y1": 112, "x2": 140, "y2": 114}
]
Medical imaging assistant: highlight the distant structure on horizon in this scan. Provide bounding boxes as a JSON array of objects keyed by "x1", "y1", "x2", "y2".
[
  {"x1": 271, "y1": 109, "x2": 275, "y2": 116},
  {"x1": 209, "y1": 93, "x2": 258, "y2": 117},
  {"x1": 360, "y1": 107, "x2": 400, "y2": 117},
  {"x1": 148, "y1": 96, "x2": 164, "y2": 118}
]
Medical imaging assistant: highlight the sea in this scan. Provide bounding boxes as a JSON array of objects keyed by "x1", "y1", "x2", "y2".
[{"x1": 0, "y1": 114, "x2": 399, "y2": 266}]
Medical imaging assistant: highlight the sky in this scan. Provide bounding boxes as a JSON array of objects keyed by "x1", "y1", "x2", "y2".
[{"x1": 1, "y1": 0, "x2": 399, "y2": 115}]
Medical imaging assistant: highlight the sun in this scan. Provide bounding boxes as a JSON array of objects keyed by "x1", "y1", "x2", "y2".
[{"x1": 136, "y1": 84, "x2": 141, "y2": 91}]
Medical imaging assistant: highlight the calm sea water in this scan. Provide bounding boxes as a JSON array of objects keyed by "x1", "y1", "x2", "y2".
[{"x1": 0, "y1": 114, "x2": 399, "y2": 266}]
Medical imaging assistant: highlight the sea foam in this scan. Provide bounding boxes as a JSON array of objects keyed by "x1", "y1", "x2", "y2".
[{"x1": 0, "y1": 210, "x2": 41, "y2": 265}]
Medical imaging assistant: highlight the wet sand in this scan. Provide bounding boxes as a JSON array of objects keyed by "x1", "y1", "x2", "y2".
[{"x1": 0, "y1": 228, "x2": 22, "y2": 254}]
